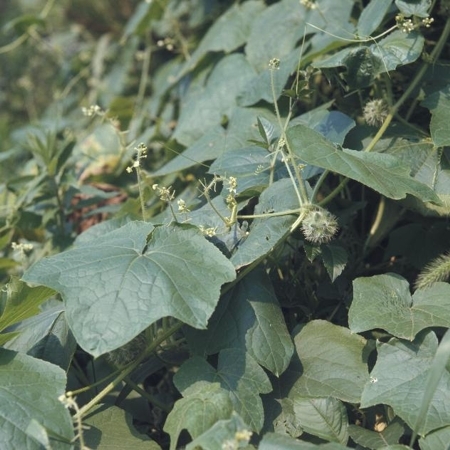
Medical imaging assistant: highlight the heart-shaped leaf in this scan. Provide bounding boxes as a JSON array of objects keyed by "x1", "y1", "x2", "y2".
[
  {"x1": 349, "y1": 274, "x2": 450, "y2": 340},
  {"x1": 174, "y1": 349, "x2": 272, "y2": 432},
  {"x1": 23, "y1": 221, "x2": 236, "y2": 356},
  {"x1": 290, "y1": 320, "x2": 369, "y2": 403}
]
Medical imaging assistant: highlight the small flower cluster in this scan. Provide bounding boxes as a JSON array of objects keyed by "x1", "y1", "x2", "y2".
[
  {"x1": 363, "y1": 99, "x2": 389, "y2": 127},
  {"x1": 11, "y1": 241, "x2": 33, "y2": 254},
  {"x1": 223, "y1": 176, "x2": 239, "y2": 226},
  {"x1": 198, "y1": 225, "x2": 218, "y2": 237},
  {"x1": 177, "y1": 198, "x2": 190, "y2": 213},
  {"x1": 396, "y1": 14, "x2": 434, "y2": 33},
  {"x1": 221, "y1": 429, "x2": 253, "y2": 450},
  {"x1": 301, "y1": 206, "x2": 339, "y2": 244},
  {"x1": 126, "y1": 143, "x2": 148, "y2": 173},
  {"x1": 300, "y1": 0, "x2": 317, "y2": 9},
  {"x1": 81, "y1": 104, "x2": 103, "y2": 117},
  {"x1": 268, "y1": 58, "x2": 280, "y2": 71},
  {"x1": 225, "y1": 176, "x2": 238, "y2": 208},
  {"x1": 59, "y1": 392, "x2": 92, "y2": 450},
  {"x1": 157, "y1": 37, "x2": 175, "y2": 51},
  {"x1": 152, "y1": 183, "x2": 175, "y2": 202}
]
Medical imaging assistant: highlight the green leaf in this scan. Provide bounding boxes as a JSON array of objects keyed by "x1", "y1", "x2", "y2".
[
  {"x1": 173, "y1": 54, "x2": 256, "y2": 146},
  {"x1": 186, "y1": 412, "x2": 252, "y2": 450},
  {"x1": 395, "y1": 0, "x2": 431, "y2": 17},
  {"x1": 320, "y1": 244, "x2": 348, "y2": 282},
  {"x1": 23, "y1": 221, "x2": 236, "y2": 357},
  {"x1": 174, "y1": 349, "x2": 272, "y2": 432},
  {"x1": 371, "y1": 30, "x2": 424, "y2": 72},
  {"x1": 313, "y1": 31, "x2": 423, "y2": 88},
  {"x1": 382, "y1": 137, "x2": 450, "y2": 216},
  {"x1": 178, "y1": 1, "x2": 265, "y2": 78},
  {"x1": 238, "y1": 50, "x2": 300, "y2": 106},
  {"x1": 245, "y1": 0, "x2": 308, "y2": 72},
  {"x1": 357, "y1": 0, "x2": 394, "y2": 37},
  {"x1": 348, "y1": 419, "x2": 405, "y2": 449},
  {"x1": 349, "y1": 274, "x2": 450, "y2": 340},
  {"x1": 153, "y1": 125, "x2": 225, "y2": 176},
  {"x1": 289, "y1": 396, "x2": 349, "y2": 444},
  {"x1": 259, "y1": 432, "x2": 352, "y2": 449},
  {"x1": 0, "y1": 349, "x2": 74, "y2": 450},
  {"x1": 4, "y1": 302, "x2": 75, "y2": 371},
  {"x1": 185, "y1": 269, "x2": 294, "y2": 377},
  {"x1": 422, "y1": 86, "x2": 450, "y2": 147},
  {"x1": 290, "y1": 320, "x2": 369, "y2": 403},
  {"x1": 0, "y1": 276, "x2": 55, "y2": 334},
  {"x1": 84, "y1": 404, "x2": 161, "y2": 449},
  {"x1": 411, "y1": 328, "x2": 450, "y2": 443},
  {"x1": 164, "y1": 383, "x2": 234, "y2": 450},
  {"x1": 361, "y1": 330, "x2": 450, "y2": 435},
  {"x1": 419, "y1": 425, "x2": 450, "y2": 450},
  {"x1": 286, "y1": 124, "x2": 440, "y2": 203},
  {"x1": 154, "y1": 107, "x2": 277, "y2": 176},
  {"x1": 231, "y1": 178, "x2": 300, "y2": 269},
  {"x1": 122, "y1": 0, "x2": 167, "y2": 39}
]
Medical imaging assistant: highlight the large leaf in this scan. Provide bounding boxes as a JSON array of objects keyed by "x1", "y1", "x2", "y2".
[
  {"x1": 238, "y1": 50, "x2": 300, "y2": 106},
  {"x1": 173, "y1": 54, "x2": 256, "y2": 146},
  {"x1": 422, "y1": 86, "x2": 450, "y2": 147},
  {"x1": 22, "y1": 221, "x2": 236, "y2": 357},
  {"x1": 290, "y1": 320, "x2": 369, "y2": 403},
  {"x1": 313, "y1": 31, "x2": 423, "y2": 88},
  {"x1": 289, "y1": 396, "x2": 349, "y2": 444},
  {"x1": 286, "y1": 124, "x2": 440, "y2": 203},
  {"x1": 371, "y1": 30, "x2": 424, "y2": 73},
  {"x1": 174, "y1": 349, "x2": 272, "y2": 432},
  {"x1": 245, "y1": 0, "x2": 309, "y2": 72},
  {"x1": 349, "y1": 274, "x2": 450, "y2": 340},
  {"x1": 361, "y1": 330, "x2": 450, "y2": 435},
  {"x1": 0, "y1": 349, "x2": 74, "y2": 450},
  {"x1": 185, "y1": 269, "x2": 294, "y2": 376},
  {"x1": 245, "y1": 0, "x2": 354, "y2": 72},
  {"x1": 83, "y1": 404, "x2": 161, "y2": 449},
  {"x1": 178, "y1": 1, "x2": 265, "y2": 78}
]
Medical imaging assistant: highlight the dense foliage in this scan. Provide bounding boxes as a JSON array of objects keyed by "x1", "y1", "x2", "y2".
[{"x1": 1, "y1": 0, "x2": 450, "y2": 448}]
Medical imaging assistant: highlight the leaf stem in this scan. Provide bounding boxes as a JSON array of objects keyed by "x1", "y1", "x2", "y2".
[{"x1": 73, "y1": 321, "x2": 184, "y2": 420}]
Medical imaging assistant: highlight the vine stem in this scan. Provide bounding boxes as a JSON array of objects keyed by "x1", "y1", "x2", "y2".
[
  {"x1": 270, "y1": 67, "x2": 310, "y2": 207},
  {"x1": 73, "y1": 321, "x2": 184, "y2": 420}
]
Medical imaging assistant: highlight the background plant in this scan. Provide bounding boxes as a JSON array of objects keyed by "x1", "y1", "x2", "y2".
[{"x1": 1, "y1": 0, "x2": 450, "y2": 449}]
